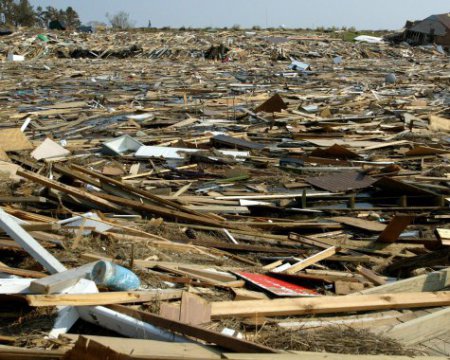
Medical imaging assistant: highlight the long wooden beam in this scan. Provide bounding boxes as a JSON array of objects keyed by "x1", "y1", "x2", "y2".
[
  {"x1": 210, "y1": 291, "x2": 450, "y2": 318},
  {"x1": 26, "y1": 290, "x2": 182, "y2": 307}
]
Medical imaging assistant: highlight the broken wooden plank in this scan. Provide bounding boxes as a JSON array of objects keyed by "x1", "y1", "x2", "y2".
[
  {"x1": 377, "y1": 215, "x2": 414, "y2": 243},
  {"x1": 285, "y1": 247, "x2": 338, "y2": 274},
  {"x1": 356, "y1": 265, "x2": 386, "y2": 286}
]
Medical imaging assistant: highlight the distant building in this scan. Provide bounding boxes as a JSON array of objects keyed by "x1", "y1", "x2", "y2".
[{"x1": 403, "y1": 13, "x2": 450, "y2": 45}]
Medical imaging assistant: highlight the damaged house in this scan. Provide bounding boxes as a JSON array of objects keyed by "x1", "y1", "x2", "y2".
[{"x1": 403, "y1": 13, "x2": 450, "y2": 46}]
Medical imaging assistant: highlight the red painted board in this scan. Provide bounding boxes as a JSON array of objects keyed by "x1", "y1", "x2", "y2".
[{"x1": 234, "y1": 271, "x2": 320, "y2": 297}]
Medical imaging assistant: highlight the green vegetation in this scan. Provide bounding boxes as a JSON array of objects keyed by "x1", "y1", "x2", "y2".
[{"x1": 0, "y1": 0, "x2": 81, "y2": 28}]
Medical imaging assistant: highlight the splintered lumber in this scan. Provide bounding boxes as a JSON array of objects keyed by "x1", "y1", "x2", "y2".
[
  {"x1": 285, "y1": 246, "x2": 338, "y2": 274},
  {"x1": 25, "y1": 290, "x2": 182, "y2": 307},
  {"x1": 377, "y1": 215, "x2": 414, "y2": 243},
  {"x1": 67, "y1": 164, "x2": 218, "y2": 221},
  {"x1": 97, "y1": 193, "x2": 232, "y2": 228},
  {"x1": 109, "y1": 304, "x2": 277, "y2": 353},
  {"x1": 17, "y1": 169, "x2": 230, "y2": 229},
  {"x1": 16, "y1": 169, "x2": 126, "y2": 213},
  {"x1": 0, "y1": 208, "x2": 66, "y2": 274},
  {"x1": 385, "y1": 307, "x2": 450, "y2": 345},
  {"x1": 210, "y1": 291, "x2": 450, "y2": 318}
]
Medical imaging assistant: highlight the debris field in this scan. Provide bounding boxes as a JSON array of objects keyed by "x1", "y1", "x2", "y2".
[{"x1": 0, "y1": 29, "x2": 449, "y2": 359}]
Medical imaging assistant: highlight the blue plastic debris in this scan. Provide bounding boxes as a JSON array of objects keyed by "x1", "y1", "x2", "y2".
[{"x1": 91, "y1": 261, "x2": 141, "y2": 291}]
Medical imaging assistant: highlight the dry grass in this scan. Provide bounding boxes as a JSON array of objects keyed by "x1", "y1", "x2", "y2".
[{"x1": 255, "y1": 325, "x2": 421, "y2": 355}]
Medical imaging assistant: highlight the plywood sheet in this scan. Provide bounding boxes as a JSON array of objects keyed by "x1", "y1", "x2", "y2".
[{"x1": 0, "y1": 128, "x2": 33, "y2": 152}]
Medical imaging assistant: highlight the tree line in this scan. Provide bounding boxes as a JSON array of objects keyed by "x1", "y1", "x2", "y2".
[{"x1": 0, "y1": 0, "x2": 81, "y2": 28}]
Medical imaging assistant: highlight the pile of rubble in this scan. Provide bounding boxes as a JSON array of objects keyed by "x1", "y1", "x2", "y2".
[{"x1": 0, "y1": 28, "x2": 449, "y2": 359}]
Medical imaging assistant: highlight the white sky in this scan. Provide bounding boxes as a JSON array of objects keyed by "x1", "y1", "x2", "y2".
[{"x1": 30, "y1": 0, "x2": 449, "y2": 30}]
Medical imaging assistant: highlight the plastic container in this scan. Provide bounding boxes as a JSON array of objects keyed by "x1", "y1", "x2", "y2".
[
  {"x1": 385, "y1": 73, "x2": 397, "y2": 84},
  {"x1": 91, "y1": 261, "x2": 140, "y2": 291},
  {"x1": 7, "y1": 53, "x2": 25, "y2": 62}
]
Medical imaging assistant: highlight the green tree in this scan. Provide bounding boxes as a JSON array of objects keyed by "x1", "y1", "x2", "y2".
[
  {"x1": 65, "y1": 6, "x2": 80, "y2": 28},
  {"x1": 13, "y1": 0, "x2": 36, "y2": 27},
  {"x1": 35, "y1": 5, "x2": 46, "y2": 27},
  {"x1": 0, "y1": 0, "x2": 17, "y2": 25},
  {"x1": 43, "y1": 6, "x2": 59, "y2": 23}
]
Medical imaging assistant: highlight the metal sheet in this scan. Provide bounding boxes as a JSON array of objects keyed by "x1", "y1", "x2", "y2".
[
  {"x1": 212, "y1": 135, "x2": 265, "y2": 150},
  {"x1": 234, "y1": 271, "x2": 320, "y2": 297},
  {"x1": 305, "y1": 170, "x2": 376, "y2": 193}
]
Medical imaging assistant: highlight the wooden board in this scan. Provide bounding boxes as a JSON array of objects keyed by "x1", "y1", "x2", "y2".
[
  {"x1": 377, "y1": 215, "x2": 414, "y2": 243},
  {"x1": 180, "y1": 292, "x2": 211, "y2": 325},
  {"x1": 386, "y1": 307, "x2": 450, "y2": 345},
  {"x1": 330, "y1": 217, "x2": 386, "y2": 232},
  {"x1": 0, "y1": 147, "x2": 10, "y2": 162},
  {"x1": 0, "y1": 128, "x2": 33, "y2": 152},
  {"x1": 436, "y1": 228, "x2": 450, "y2": 246},
  {"x1": 429, "y1": 114, "x2": 450, "y2": 132},
  {"x1": 211, "y1": 291, "x2": 450, "y2": 318},
  {"x1": 26, "y1": 290, "x2": 182, "y2": 306},
  {"x1": 285, "y1": 247, "x2": 338, "y2": 274},
  {"x1": 62, "y1": 334, "x2": 221, "y2": 359},
  {"x1": 361, "y1": 268, "x2": 450, "y2": 295}
]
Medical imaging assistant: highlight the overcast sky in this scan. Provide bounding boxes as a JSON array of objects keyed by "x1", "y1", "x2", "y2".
[{"x1": 29, "y1": 0, "x2": 449, "y2": 29}]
